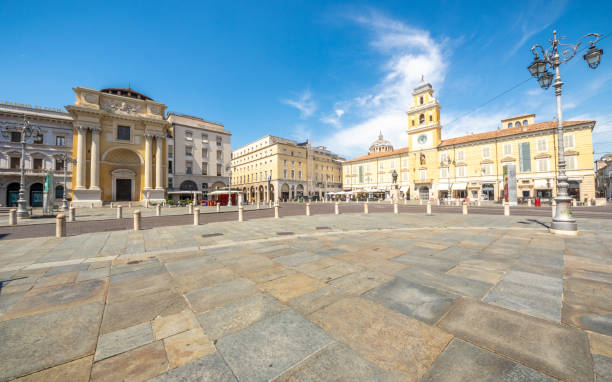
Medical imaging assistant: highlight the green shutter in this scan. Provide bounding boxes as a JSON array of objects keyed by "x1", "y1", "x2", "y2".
[
  {"x1": 359, "y1": 166, "x2": 363, "y2": 183},
  {"x1": 520, "y1": 143, "x2": 531, "y2": 172}
]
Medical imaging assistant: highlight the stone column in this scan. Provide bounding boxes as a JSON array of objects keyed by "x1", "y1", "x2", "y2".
[
  {"x1": 155, "y1": 136, "x2": 163, "y2": 190},
  {"x1": 75, "y1": 126, "x2": 87, "y2": 189},
  {"x1": 144, "y1": 134, "x2": 153, "y2": 190},
  {"x1": 90, "y1": 127, "x2": 100, "y2": 189}
]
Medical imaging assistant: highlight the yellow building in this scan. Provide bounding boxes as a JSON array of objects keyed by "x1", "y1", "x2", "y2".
[
  {"x1": 344, "y1": 78, "x2": 596, "y2": 202},
  {"x1": 66, "y1": 87, "x2": 170, "y2": 206},
  {"x1": 231, "y1": 136, "x2": 343, "y2": 202}
]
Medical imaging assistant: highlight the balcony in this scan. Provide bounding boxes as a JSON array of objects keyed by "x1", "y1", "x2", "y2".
[{"x1": 0, "y1": 168, "x2": 71, "y2": 176}]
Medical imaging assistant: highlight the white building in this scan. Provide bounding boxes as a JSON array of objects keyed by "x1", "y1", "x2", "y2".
[
  {"x1": 0, "y1": 101, "x2": 73, "y2": 207},
  {"x1": 166, "y1": 113, "x2": 231, "y2": 201}
]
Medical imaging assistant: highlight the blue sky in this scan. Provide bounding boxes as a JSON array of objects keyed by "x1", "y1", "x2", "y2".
[{"x1": 1, "y1": 1, "x2": 611, "y2": 159}]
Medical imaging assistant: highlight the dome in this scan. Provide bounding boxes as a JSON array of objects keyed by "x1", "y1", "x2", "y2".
[
  {"x1": 413, "y1": 75, "x2": 433, "y2": 95},
  {"x1": 369, "y1": 131, "x2": 394, "y2": 154},
  {"x1": 100, "y1": 88, "x2": 153, "y2": 101}
]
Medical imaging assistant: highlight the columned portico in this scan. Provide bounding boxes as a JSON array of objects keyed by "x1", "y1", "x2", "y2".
[
  {"x1": 144, "y1": 134, "x2": 153, "y2": 190},
  {"x1": 155, "y1": 136, "x2": 163, "y2": 190},
  {"x1": 90, "y1": 127, "x2": 100, "y2": 190},
  {"x1": 75, "y1": 126, "x2": 87, "y2": 189}
]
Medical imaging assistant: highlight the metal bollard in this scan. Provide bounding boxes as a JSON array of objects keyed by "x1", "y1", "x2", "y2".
[
  {"x1": 188, "y1": 204, "x2": 193, "y2": 214},
  {"x1": 306, "y1": 202, "x2": 311, "y2": 216},
  {"x1": 436, "y1": 199, "x2": 440, "y2": 206},
  {"x1": 403, "y1": 199, "x2": 407, "y2": 205},
  {"x1": 116, "y1": 206, "x2": 122, "y2": 219},
  {"x1": 274, "y1": 203, "x2": 279, "y2": 219},
  {"x1": 552, "y1": 200, "x2": 556, "y2": 218},
  {"x1": 364, "y1": 201, "x2": 369, "y2": 214},
  {"x1": 477, "y1": 199, "x2": 481, "y2": 207},
  {"x1": 90, "y1": 202, "x2": 94, "y2": 209},
  {"x1": 419, "y1": 199, "x2": 423, "y2": 205},
  {"x1": 193, "y1": 208, "x2": 200, "y2": 225},
  {"x1": 156, "y1": 204, "x2": 161, "y2": 216},
  {"x1": 394, "y1": 201, "x2": 398, "y2": 214},
  {"x1": 56, "y1": 214, "x2": 66, "y2": 238},
  {"x1": 216, "y1": 203, "x2": 220, "y2": 212},
  {"x1": 8, "y1": 208, "x2": 16, "y2": 226},
  {"x1": 334, "y1": 201, "x2": 339, "y2": 215},
  {"x1": 238, "y1": 205, "x2": 244, "y2": 222},
  {"x1": 69, "y1": 207, "x2": 76, "y2": 222},
  {"x1": 528, "y1": 199, "x2": 532, "y2": 207},
  {"x1": 463, "y1": 202, "x2": 468, "y2": 215},
  {"x1": 256, "y1": 201, "x2": 260, "y2": 210},
  {"x1": 133, "y1": 210, "x2": 141, "y2": 230},
  {"x1": 455, "y1": 199, "x2": 460, "y2": 206},
  {"x1": 269, "y1": 200, "x2": 272, "y2": 208},
  {"x1": 427, "y1": 201, "x2": 432, "y2": 216},
  {"x1": 504, "y1": 202, "x2": 510, "y2": 216}
]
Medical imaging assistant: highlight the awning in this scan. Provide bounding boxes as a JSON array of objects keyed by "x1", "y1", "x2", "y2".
[
  {"x1": 451, "y1": 183, "x2": 467, "y2": 191},
  {"x1": 534, "y1": 179, "x2": 550, "y2": 189},
  {"x1": 167, "y1": 190, "x2": 203, "y2": 195},
  {"x1": 209, "y1": 190, "x2": 245, "y2": 196},
  {"x1": 399, "y1": 186, "x2": 409, "y2": 192},
  {"x1": 437, "y1": 184, "x2": 449, "y2": 191}
]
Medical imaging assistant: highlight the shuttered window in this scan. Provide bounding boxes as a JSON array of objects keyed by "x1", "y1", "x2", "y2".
[{"x1": 519, "y1": 142, "x2": 531, "y2": 172}]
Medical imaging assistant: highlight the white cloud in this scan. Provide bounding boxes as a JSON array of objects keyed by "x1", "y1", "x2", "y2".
[
  {"x1": 321, "y1": 12, "x2": 448, "y2": 157},
  {"x1": 291, "y1": 124, "x2": 312, "y2": 142},
  {"x1": 282, "y1": 89, "x2": 316, "y2": 119}
]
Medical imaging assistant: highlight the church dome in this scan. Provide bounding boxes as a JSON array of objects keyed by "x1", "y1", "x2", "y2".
[{"x1": 369, "y1": 131, "x2": 394, "y2": 154}]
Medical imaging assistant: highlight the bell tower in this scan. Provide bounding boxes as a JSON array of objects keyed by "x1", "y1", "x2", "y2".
[{"x1": 406, "y1": 76, "x2": 442, "y2": 151}]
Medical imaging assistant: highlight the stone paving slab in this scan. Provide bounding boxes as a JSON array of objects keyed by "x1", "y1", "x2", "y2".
[
  {"x1": 439, "y1": 298, "x2": 593, "y2": 381},
  {"x1": 94, "y1": 321, "x2": 154, "y2": 361},
  {"x1": 216, "y1": 310, "x2": 333, "y2": 382},
  {"x1": 150, "y1": 352, "x2": 237, "y2": 382}
]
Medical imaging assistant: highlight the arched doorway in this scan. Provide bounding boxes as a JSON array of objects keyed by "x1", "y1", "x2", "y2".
[
  {"x1": 419, "y1": 186, "x2": 429, "y2": 200},
  {"x1": 296, "y1": 184, "x2": 304, "y2": 198},
  {"x1": 258, "y1": 185, "x2": 264, "y2": 202},
  {"x1": 6, "y1": 182, "x2": 19, "y2": 207},
  {"x1": 269, "y1": 185, "x2": 275, "y2": 202},
  {"x1": 290, "y1": 185, "x2": 295, "y2": 200},
  {"x1": 281, "y1": 184, "x2": 289, "y2": 201},
  {"x1": 30, "y1": 183, "x2": 43, "y2": 207}
]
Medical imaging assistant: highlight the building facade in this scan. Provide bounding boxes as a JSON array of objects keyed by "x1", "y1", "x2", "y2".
[
  {"x1": 66, "y1": 87, "x2": 170, "y2": 206},
  {"x1": 596, "y1": 154, "x2": 612, "y2": 199},
  {"x1": 344, "y1": 79, "x2": 597, "y2": 202},
  {"x1": 231, "y1": 136, "x2": 343, "y2": 202},
  {"x1": 0, "y1": 101, "x2": 73, "y2": 207},
  {"x1": 166, "y1": 113, "x2": 231, "y2": 201}
]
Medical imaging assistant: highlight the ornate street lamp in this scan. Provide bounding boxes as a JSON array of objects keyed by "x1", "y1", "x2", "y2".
[
  {"x1": 528, "y1": 30, "x2": 603, "y2": 234},
  {"x1": 60, "y1": 154, "x2": 75, "y2": 211},
  {"x1": 225, "y1": 163, "x2": 232, "y2": 206},
  {"x1": 0, "y1": 117, "x2": 41, "y2": 218}
]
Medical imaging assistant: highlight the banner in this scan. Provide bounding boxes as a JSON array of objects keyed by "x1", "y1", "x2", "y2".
[
  {"x1": 42, "y1": 172, "x2": 54, "y2": 215},
  {"x1": 503, "y1": 164, "x2": 517, "y2": 206}
]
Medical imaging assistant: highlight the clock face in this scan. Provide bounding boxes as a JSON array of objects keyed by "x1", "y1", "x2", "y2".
[{"x1": 418, "y1": 134, "x2": 427, "y2": 144}]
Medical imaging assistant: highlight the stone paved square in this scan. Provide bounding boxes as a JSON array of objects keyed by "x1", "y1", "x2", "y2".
[{"x1": 0, "y1": 212, "x2": 611, "y2": 381}]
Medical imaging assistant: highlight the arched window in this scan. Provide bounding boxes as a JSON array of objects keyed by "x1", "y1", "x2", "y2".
[
  {"x1": 420, "y1": 96, "x2": 424, "y2": 105},
  {"x1": 412, "y1": 120, "x2": 415, "y2": 126},
  {"x1": 419, "y1": 114, "x2": 425, "y2": 124},
  {"x1": 507, "y1": 123, "x2": 512, "y2": 129},
  {"x1": 515, "y1": 121, "x2": 521, "y2": 127},
  {"x1": 523, "y1": 120, "x2": 528, "y2": 126},
  {"x1": 179, "y1": 180, "x2": 198, "y2": 191},
  {"x1": 429, "y1": 115, "x2": 433, "y2": 122}
]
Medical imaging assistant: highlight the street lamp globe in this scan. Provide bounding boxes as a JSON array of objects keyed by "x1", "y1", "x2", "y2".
[
  {"x1": 583, "y1": 45, "x2": 603, "y2": 69},
  {"x1": 537, "y1": 71, "x2": 554, "y2": 89},
  {"x1": 527, "y1": 57, "x2": 547, "y2": 77}
]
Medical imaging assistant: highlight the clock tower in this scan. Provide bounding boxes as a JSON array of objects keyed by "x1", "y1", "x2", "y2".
[{"x1": 406, "y1": 76, "x2": 442, "y2": 152}]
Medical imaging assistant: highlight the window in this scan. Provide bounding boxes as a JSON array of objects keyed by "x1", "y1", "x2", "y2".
[
  {"x1": 358, "y1": 166, "x2": 363, "y2": 183},
  {"x1": 566, "y1": 155, "x2": 578, "y2": 170},
  {"x1": 401, "y1": 169, "x2": 409, "y2": 181},
  {"x1": 507, "y1": 123, "x2": 513, "y2": 129},
  {"x1": 291, "y1": 170, "x2": 295, "y2": 179},
  {"x1": 503, "y1": 143, "x2": 512, "y2": 156},
  {"x1": 390, "y1": 160, "x2": 395, "y2": 169},
  {"x1": 168, "y1": 151, "x2": 173, "y2": 159},
  {"x1": 420, "y1": 96, "x2": 423, "y2": 105},
  {"x1": 536, "y1": 138, "x2": 548, "y2": 152},
  {"x1": 482, "y1": 146, "x2": 491, "y2": 159},
  {"x1": 217, "y1": 164, "x2": 222, "y2": 176},
  {"x1": 55, "y1": 159, "x2": 65, "y2": 171},
  {"x1": 168, "y1": 178, "x2": 173, "y2": 189},
  {"x1": 283, "y1": 159, "x2": 287, "y2": 165},
  {"x1": 10, "y1": 132, "x2": 21, "y2": 142},
  {"x1": 456, "y1": 150, "x2": 465, "y2": 161},
  {"x1": 33, "y1": 134, "x2": 43, "y2": 144},
  {"x1": 298, "y1": 171, "x2": 302, "y2": 180},
  {"x1": 216, "y1": 137, "x2": 222, "y2": 148},
  {"x1": 536, "y1": 158, "x2": 549, "y2": 172},
  {"x1": 202, "y1": 134, "x2": 208, "y2": 143},
  {"x1": 379, "y1": 162, "x2": 384, "y2": 170},
  {"x1": 482, "y1": 163, "x2": 492, "y2": 176},
  {"x1": 419, "y1": 169, "x2": 427, "y2": 181},
  {"x1": 55, "y1": 185, "x2": 64, "y2": 199},
  {"x1": 185, "y1": 131, "x2": 193, "y2": 141},
  {"x1": 419, "y1": 114, "x2": 425, "y2": 124},
  {"x1": 168, "y1": 161, "x2": 173, "y2": 173},
  {"x1": 440, "y1": 167, "x2": 448, "y2": 178},
  {"x1": 523, "y1": 120, "x2": 529, "y2": 126},
  {"x1": 216, "y1": 151, "x2": 222, "y2": 160},
  {"x1": 202, "y1": 162, "x2": 208, "y2": 175},
  {"x1": 515, "y1": 121, "x2": 521, "y2": 127},
  {"x1": 117, "y1": 126, "x2": 130, "y2": 141},
  {"x1": 33, "y1": 158, "x2": 43, "y2": 170},
  {"x1": 378, "y1": 174, "x2": 384, "y2": 183},
  {"x1": 283, "y1": 169, "x2": 287, "y2": 179},
  {"x1": 439, "y1": 153, "x2": 448, "y2": 164},
  {"x1": 519, "y1": 142, "x2": 531, "y2": 172},
  {"x1": 185, "y1": 147, "x2": 192, "y2": 157},
  {"x1": 202, "y1": 148, "x2": 208, "y2": 158},
  {"x1": 10, "y1": 157, "x2": 20, "y2": 169},
  {"x1": 456, "y1": 165, "x2": 466, "y2": 177},
  {"x1": 563, "y1": 134, "x2": 575, "y2": 149},
  {"x1": 186, "y1": 162, "x2": 192, "y2": 174},
  {"x1": 429, "y1": 115, "x2": 433, "y2": 122}
]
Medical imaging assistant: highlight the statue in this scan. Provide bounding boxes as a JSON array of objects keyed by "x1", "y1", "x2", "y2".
[
  {"x1": 420, "y1": 154, "x2": 426, "y2": 166},
  {"x1": 392, "y1": 170, "x2": 398, "y2": 184}
]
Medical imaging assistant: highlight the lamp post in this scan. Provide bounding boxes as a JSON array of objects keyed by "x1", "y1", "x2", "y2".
[
  {"x1": 528, "y1": 30, "x2": 603, "y2": 233},
  {"x1": 60, "y1": 153, "x2": 75, "y2": 211},
  {"x1": 1, "y1": 117, "x2": 41, "y2": 218},
  {"x1": 226, "y1": 163, "x2": 232, "y2": 206},
  {"x1": 267, "y1": 175, "x2": 271, "y2": 203}
]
